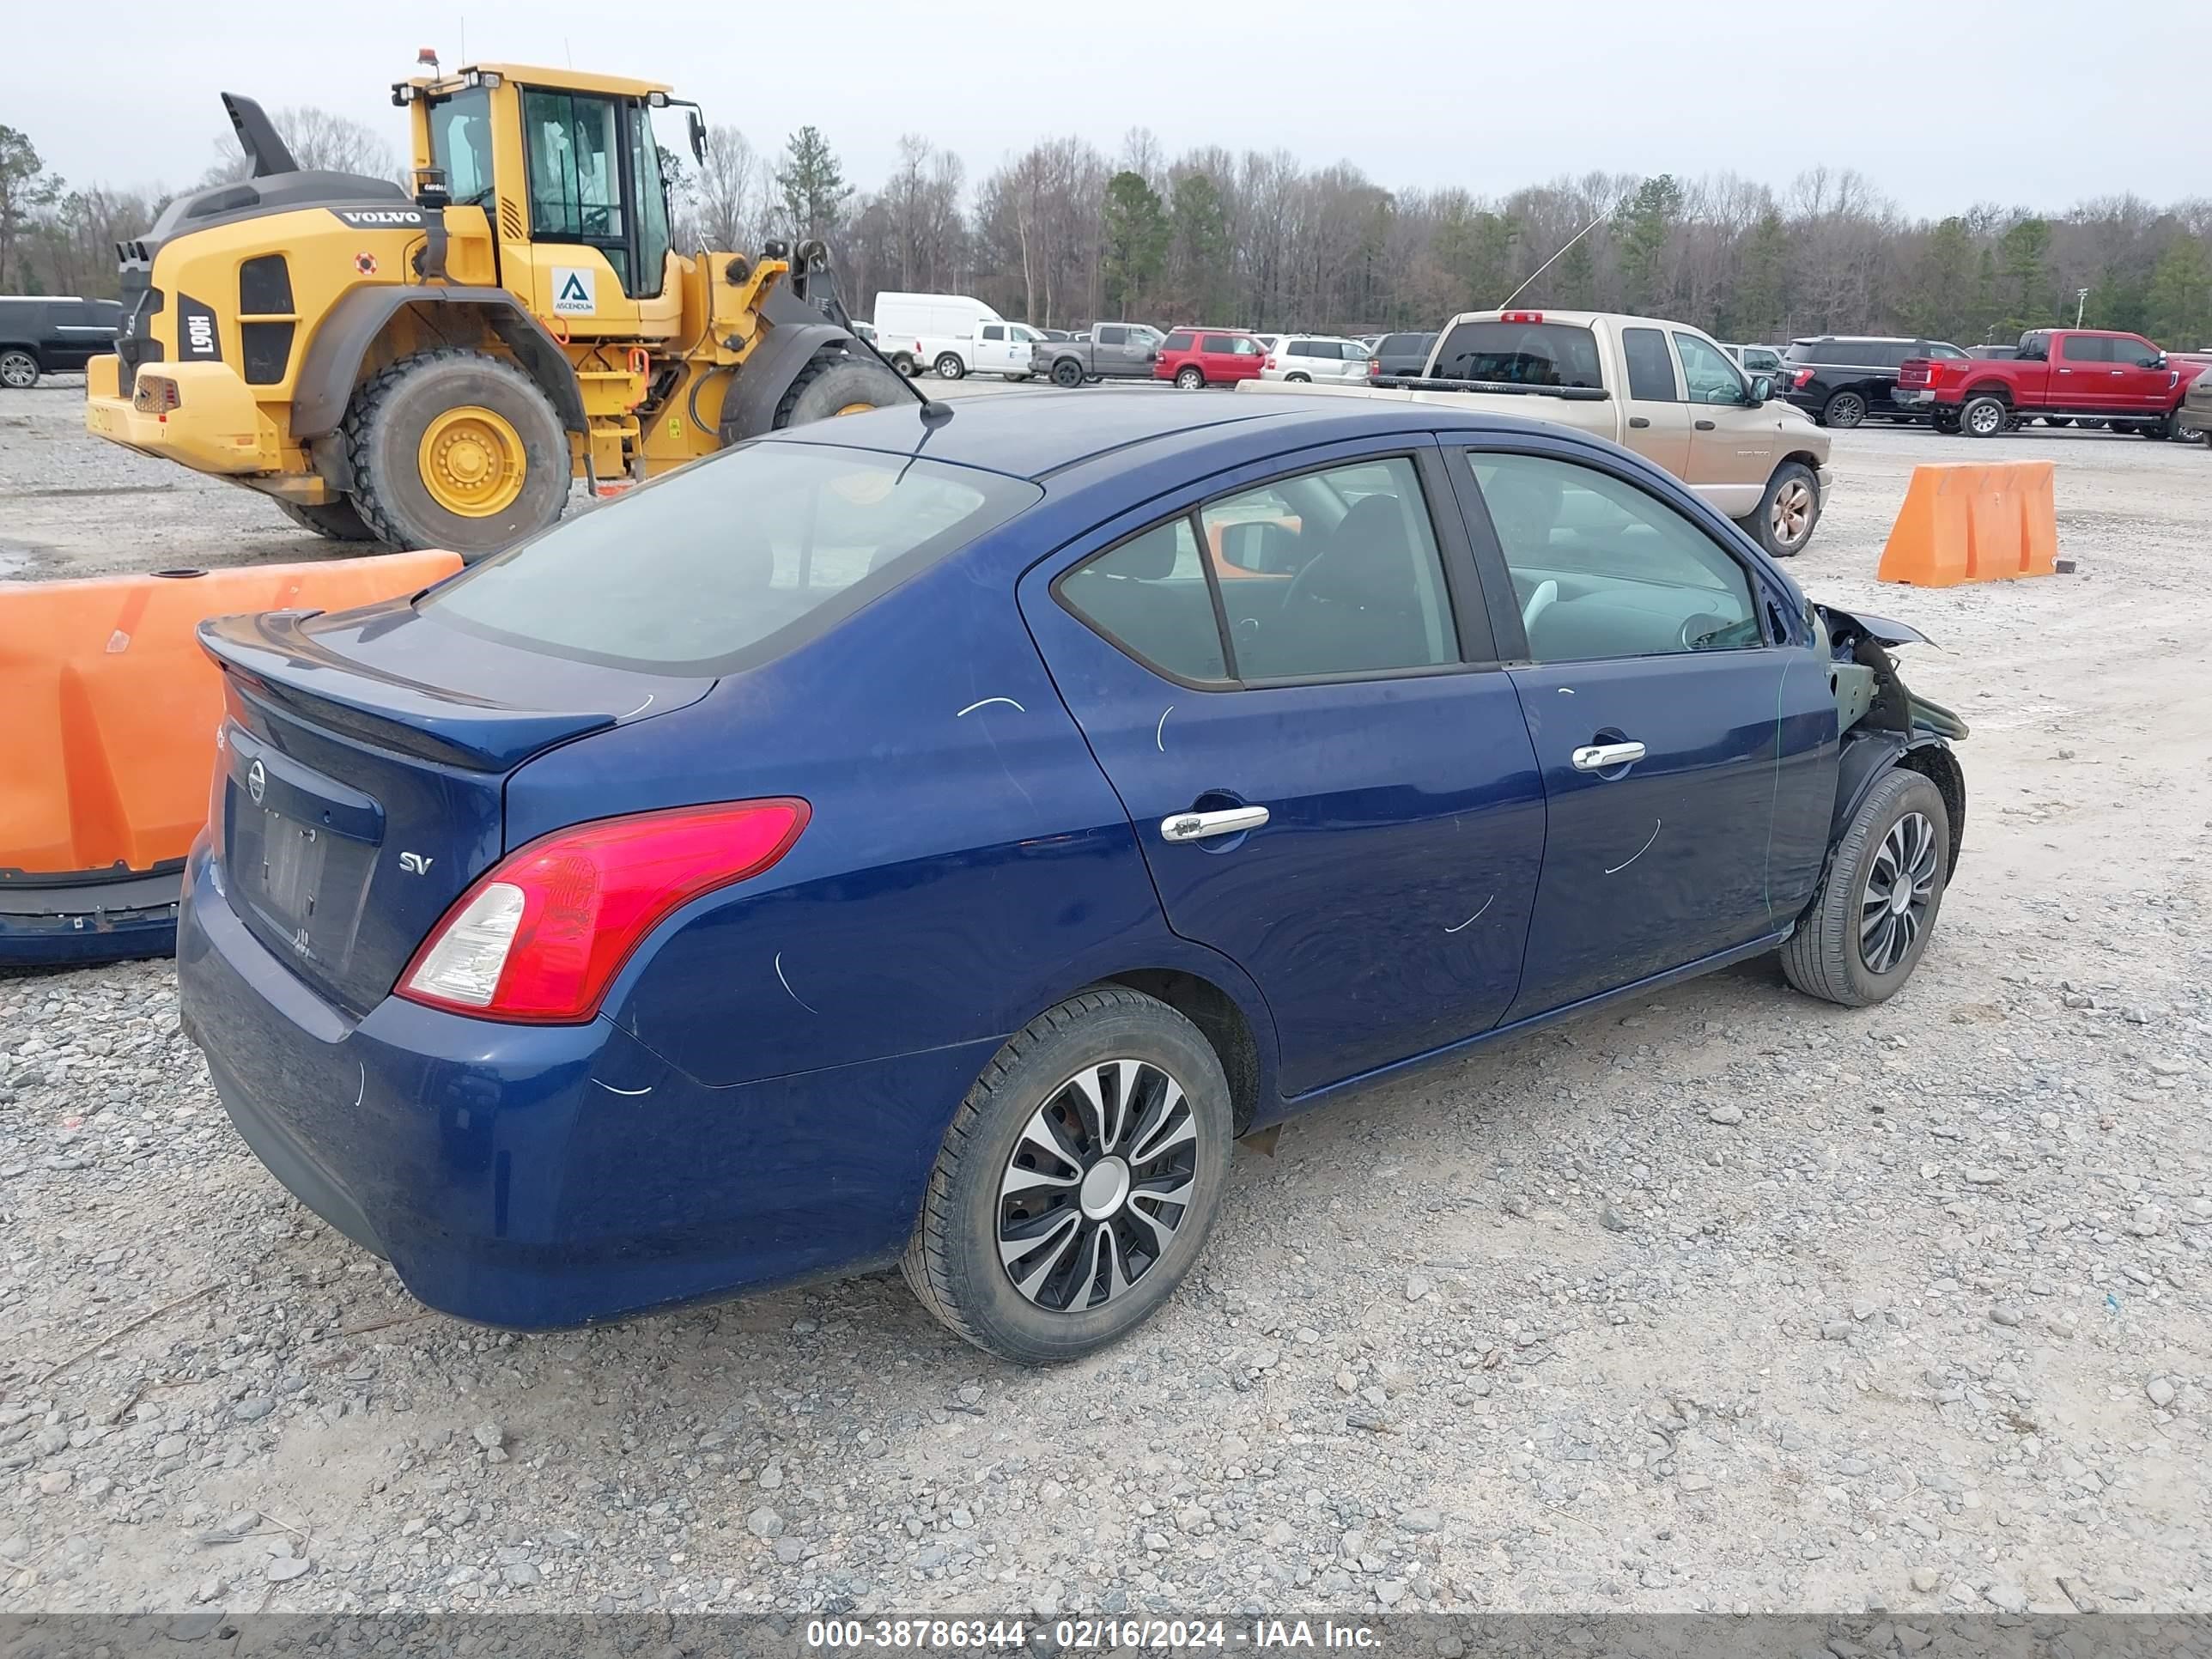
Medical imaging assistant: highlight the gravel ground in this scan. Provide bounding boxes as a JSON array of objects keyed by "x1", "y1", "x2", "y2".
[{"x1": 3, "y1": 384, "x2": 2209, "y2": 1620}]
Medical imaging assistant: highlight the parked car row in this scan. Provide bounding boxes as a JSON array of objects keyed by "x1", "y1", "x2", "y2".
[{"x1": 1241, "y1": 307, "x2": 1834, "y2": 557}]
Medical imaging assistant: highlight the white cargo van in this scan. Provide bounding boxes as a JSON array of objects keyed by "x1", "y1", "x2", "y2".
[{"x1": 872, "y1": 293, "x2": 1004, "y2": 380}]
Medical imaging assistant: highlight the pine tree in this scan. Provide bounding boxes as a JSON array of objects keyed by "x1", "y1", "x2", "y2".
[
  {"x1": 1617, "y1": 175, "x2": 1684, "y2": 313},
  {"x1": 1905, "y1": 217, "x2": 1975, "y2": 343},
  {"x1": 1100, "y1": 171, "x2": 1168, "y2": 319},
  {"x1": 775, "y1": 126, "x2": 849, "y2": 244},
  {"x1": 1996, "y1": 216, "x2": 2051, "y2": 333},
  {"x1": 2145, "y1": 238, "x2": 2212, "y2": 348}
]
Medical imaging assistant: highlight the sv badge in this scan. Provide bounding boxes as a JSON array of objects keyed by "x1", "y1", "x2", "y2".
[{"x1": 398, "y1": 852, "x2": 434, "y2": 875}]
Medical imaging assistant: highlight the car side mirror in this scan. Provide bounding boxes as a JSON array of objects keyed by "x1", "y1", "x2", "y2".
[
  {"x1": 1750, "y1": 374, "x2": 1774, "y2": 404},
  {"x1": 2151, "y1": 353, "x2": 2168, "y2": 370}
]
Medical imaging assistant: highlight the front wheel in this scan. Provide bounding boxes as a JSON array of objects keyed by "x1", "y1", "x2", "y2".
[
  {"x1": 1743, "y1": 461, "x2": 1820, "y2": 557},
  {"x1": 0, "y1": 349, "x2": 38, "y2": 390},
  {"x1": 1820, "y1": 390, "x2": 1866, "y2": 428},
  {"x1": 1960, "y1": 395, "x2": 2008, "y2": 438},
  {"x1": 1175, "y1": 367, "x2": 1206, "y2": 390},
  {"x1": 902, "y1": 988, "x2": 1234, "y2": 1364},
  {"x1": 769, "y1": 349, "x2": 908, "y2": 428},
  {"x1": 1781, "y1": 768, "x2": 1951, "y2": 1007},
  {"x1": 933, "y1": 353, "x2": 966, "y2": 380}
]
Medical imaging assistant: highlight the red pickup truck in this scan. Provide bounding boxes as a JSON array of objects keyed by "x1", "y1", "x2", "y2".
[{"x1": 1899, "y1": 328, "x2": 2205, "y2": 439}]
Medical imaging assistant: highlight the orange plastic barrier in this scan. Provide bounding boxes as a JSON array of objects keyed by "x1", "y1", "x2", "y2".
[
  {"x1": 1876, "y1": 461, "x2": 2057, "y2": 587},
  {"x1": 0, "y1": 552, "x2": 461, "y2": 879}
]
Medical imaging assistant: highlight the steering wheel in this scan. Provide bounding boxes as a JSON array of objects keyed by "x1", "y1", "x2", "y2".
[{"x1": 1522, "y1": 578, "x2": 1559, "y2": 639}]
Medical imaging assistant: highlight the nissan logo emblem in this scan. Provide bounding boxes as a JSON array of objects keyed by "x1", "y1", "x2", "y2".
[{"x1": 247, "y1": 758, "x2": 266, "y2": 805}]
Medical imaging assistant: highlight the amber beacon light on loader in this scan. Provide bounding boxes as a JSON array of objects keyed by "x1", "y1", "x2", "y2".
[{"x1": 83, "y1": 53, "x2": 910, "y2": 557}]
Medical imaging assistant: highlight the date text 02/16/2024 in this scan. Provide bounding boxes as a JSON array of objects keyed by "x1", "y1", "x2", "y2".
[{"x1": 802, "y1": 1620, "x2": 1382, "y2": 1650}]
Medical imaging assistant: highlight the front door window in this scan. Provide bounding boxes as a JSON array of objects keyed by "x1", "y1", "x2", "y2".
[{"x1": 524, "y1": 89, "x2": 634, "y2": 292}]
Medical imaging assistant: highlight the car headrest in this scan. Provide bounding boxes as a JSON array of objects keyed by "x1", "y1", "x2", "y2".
[{"x1": 1298, "y1": 494, "x2": 1414, "y2": 606}]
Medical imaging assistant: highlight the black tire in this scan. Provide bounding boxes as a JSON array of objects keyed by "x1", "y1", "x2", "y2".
[
  {"x1": 1932, "y1": 411, "x2": 1962, "y2": 434},
  {"x1": 1285, "y1": 373, "x2": 1311, "y2": 383},
  {"x1": 902, "y1": 988, "x2": 1235, "y2": 1365},
  {"x1": 2136, "y1": 412, "x2": 2177, "y2": 441},
  {"x1": 933, "y1": 352, "x2": 966, "y2": 380},
  {"x1": 1175, "y1": 366, "x2": 1206, "y2": 390},
  {"x1": 1960, "y1": 394, "x2": 2008, "y2": 438},
  {"x1": 1781, "y1": 768, "x2": 1951, "y2": 1007},
  {"x1": 2080, "y1": 419, "x2": 2107, "y2": 430},
  {"x1": 1820, "y1": 390, "x2": 1866, "y2": 428},
  {"x1": 769, "y1": 349, "x2": 908, "y2": 428},
  {"x1": 1002, "y1": 372, "x2": 1031, "y2": 383},
  {"x1": 1049, "y1": 359, "x2": 1084, "y2": 388},
  {"x1": 273, "y1": 497, "x2": 378, "y2": 542},
  {"x1": 343, "y1": 349, "x2": 570, "y2": 560},
  {"x1": 1741, "y1": 460, "x2": 1820, "y2": 558},
  {"x1": 2042, "y1": 416, "x2": 2073, "y2": 428},
  {"x1": 889, "y1": 353, "x2": 919, "y2": 378},
  {"x1": 0, "y1": 349, "x2": 38, "y2": 390}
]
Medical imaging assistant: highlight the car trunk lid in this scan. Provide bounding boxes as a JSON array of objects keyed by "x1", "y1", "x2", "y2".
[{"x1": 199, "y1": 601, "x2": 709, "y2": 1017}]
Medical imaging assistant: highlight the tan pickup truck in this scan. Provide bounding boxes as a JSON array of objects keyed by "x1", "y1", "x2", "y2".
[{"x1": 1239, "y1": 308, "x2": 1833, "y2": 556}]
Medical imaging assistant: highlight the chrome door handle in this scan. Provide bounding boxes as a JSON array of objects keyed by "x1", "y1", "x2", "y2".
[
  {"x1": 1160, "y1": 805, "x2": 1270, "y2": 842},
  {"x1": 1571, "y1": 741, "x2": 1646, "y2": 772}
]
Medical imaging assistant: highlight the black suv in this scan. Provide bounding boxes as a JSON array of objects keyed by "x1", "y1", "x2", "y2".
[
  {"x1": 1782, "y1": 336, "x2": 1966, "y2": 428},
  {"x1": 0, "y1": 297, "x2": 124, "y2": 389},
  {"x1": 1369, "y1": 331, "x2": 1437, "y2": 377}
]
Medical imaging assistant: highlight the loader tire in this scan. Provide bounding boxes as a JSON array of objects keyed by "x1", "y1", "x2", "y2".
[
  {"x1": 770, "y1": 349, "x2": 908, "y2": 429},
  {"x1": 343, "y1": 349, "x2": 570, "y2": 562},
  {"x1": 273, "y1": 497, "x2": 379, "y2": 543}
]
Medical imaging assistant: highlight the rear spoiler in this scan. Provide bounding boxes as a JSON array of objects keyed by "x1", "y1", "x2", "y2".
[{"x1": 1371, "y1": 376, "x2": 1609, "y2": 402}]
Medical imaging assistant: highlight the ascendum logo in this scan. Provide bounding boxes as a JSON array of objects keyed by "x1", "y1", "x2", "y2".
[{"x1": 551, "y1": 266, "x2": 597, "y2": 314}]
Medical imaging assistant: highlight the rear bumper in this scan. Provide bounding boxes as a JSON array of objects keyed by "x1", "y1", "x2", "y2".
[
  {"x1": 0, "y1": 866, "x2": 180, "y2": 968},
  {"x1": 83, "y1": 354, "x2": 275, "y2": 474},
  {"x1": 1892, "y1": 389, "x2": 1935, "y2": 409},
  {"x1": 177, "y1": 846, "x2": 1000, "y2": 1328}
]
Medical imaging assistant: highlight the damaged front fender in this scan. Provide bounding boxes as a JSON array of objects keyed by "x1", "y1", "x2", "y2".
[{"x1": 1814, "y1": 603, "x2": 1968, "y2": 742}]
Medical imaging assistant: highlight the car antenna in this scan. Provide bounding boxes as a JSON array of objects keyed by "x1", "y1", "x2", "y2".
[{"x1": 1497, "y1": 205, "x2": 1616, "y2": 310}]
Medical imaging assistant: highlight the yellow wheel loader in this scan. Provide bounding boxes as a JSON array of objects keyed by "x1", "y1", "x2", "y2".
[{"x1": 83, "y1": 62, "x2": 910, "y2": 557}]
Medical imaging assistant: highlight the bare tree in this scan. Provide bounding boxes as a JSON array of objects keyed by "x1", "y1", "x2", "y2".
[
  {"x1": 200, "y1": 106, "x2": 398, "y2": 187},
  {"x1": 683, "y1": 125, "x2": 767, "y2": 253}
]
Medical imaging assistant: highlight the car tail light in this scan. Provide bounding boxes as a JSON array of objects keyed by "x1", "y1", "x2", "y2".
[
  {"x1": 132, "y1": 374, "x2": 181, "y2": 415},
  {"x1": 1499, "y1": 311, "x2": 1544, "y2": 324},
  {"x1": 1264, "y1": 356, "x2": 1277, "y2": 369},
  {"x1": 398, "y1": 799, "x2": 810, "y2": 1023},
  {"x1": 1790, "y1": 368, "x2": 1815, "y2": 390},
  {"x1": 1367, "y1": 356, "x2": 1381, "y2": 376}
]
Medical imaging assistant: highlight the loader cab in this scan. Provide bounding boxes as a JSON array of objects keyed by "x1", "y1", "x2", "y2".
[{"x1": 403, "y1": 64, "x2": 682, "y2": 341}]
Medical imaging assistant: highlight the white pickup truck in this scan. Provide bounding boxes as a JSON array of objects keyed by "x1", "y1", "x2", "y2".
[{"x1": 1240, "y1": 308, "x2": 1833, "y2": 556}]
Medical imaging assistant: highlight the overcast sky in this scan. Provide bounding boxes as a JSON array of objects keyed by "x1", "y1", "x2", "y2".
[{"x1": 17, "y1": 0, "x2": 2210, "y2": 218}]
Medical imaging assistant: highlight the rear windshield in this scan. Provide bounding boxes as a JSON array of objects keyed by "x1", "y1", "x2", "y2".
[
  {"x1": 1431, "y1": 321, "x2": 1601, "y2": 388},
  {"x1": 422, "y1": 441, "x2": 1040, "y2": 675}
]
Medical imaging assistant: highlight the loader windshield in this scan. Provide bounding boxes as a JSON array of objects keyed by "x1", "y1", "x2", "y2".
[{"x1": 427, "y1": 88, "x2": 495, "y2": 207}]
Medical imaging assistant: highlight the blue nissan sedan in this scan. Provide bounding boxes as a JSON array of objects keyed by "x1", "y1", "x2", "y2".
[{"x1": 178, "y1": 391, "x2": 1966, "y2": 1364}]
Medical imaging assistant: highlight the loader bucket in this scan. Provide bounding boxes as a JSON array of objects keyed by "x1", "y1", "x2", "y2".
[{"x1": 0, "y1": 551, "x2": 463, "y2": 968}]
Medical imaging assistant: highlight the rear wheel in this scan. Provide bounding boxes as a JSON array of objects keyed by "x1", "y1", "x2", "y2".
[
  {"x1": 1175, "y1": 366, "x2": 1206, "y2": 390},
  {"x1": 1285, "y1": 372, "x2": 1311, "y2": 383},
  {"x1": 343, "y1": 349, "x2": 570, "y2": 559},
  {"x1": 1820, "y1": 390, "x2": 1866, "y2": 428},
  {"x1": 1782, "y1": 768, "x2": 1951, "y2": 1007},
  {"x1": 902, "y1": 988, "x2": 1233, "y2": 1364},
  {"x1": 1932, "y1": 410, "x2": 1962, "y2": 434},
  {"x1": 933, "y1": 352, "x2": 966, "y2": 380},
  {"x1": 273, "y1": 497, "x2": 378, "y2": 542},
  {"x1": 1003, "y1": 372, "x2": 1030, "y2": 383},
  {"x1": 769, "y1": 348, "x2": 908, "y2": 429},
  {"x1": 1960, "y1": 394, "x2": 2008, "y2": 438},
  {"x1": 2136, "y1": 412, "x2": 2177, "y2": 441},
  {"x1": 0, "y1": 349, "x2": 38, "y2": 390},
  {"x1": 1050, "y1": 359, "x2": 1084, "y2": 388}
]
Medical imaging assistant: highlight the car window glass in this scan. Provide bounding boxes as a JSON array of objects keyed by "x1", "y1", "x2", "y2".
[
  {"x1": 1674, "y1": 332, "x2": 1747, "y2": 404},
  {"x1": 426, "y1": 446, "x2": 1037, "y2": 676},
  {"x1": 1466, "y1": 453, "x2": 1760, "y2": 664},
  {"x1": 1163, "y1": 331, "x2": 1194, "y2": 351},
  {"x1": 2118, "y1": 337, "x2": 2161, "y2": 368},
  {"x1": 1204, "y1": 456, "x2": 1455, "y2": 679},
  {"x1": 1926, "y1": 343, "x2": 1966, "y2": 360},
  {"x1": 2058, "y1": 335, "x2": 2107, "y2": 363},
  {"x1": 981, "y1": 325, "x2": 1003, "y2": 341},
  {"x1": 1287, "y1": 341, "x2": 1314, "y2": 356},
  {"x1": 1230, "y1": 338, "x2": 1258, "y2": 356},
  {"x1": 1200, "y1": 334, "x2": 1235, "y2": 353},
  {"x1": 1432, "y1": 321, "x2": 1602, "y2": 387},
  {"x1": 1058, "y1": 519, "x2": 1227, "y2": 683},
  {"x1": 1621, "y1": 327, "x2": 1679, "y2": 402},
  {"x1": 1097, "y1": 325, "x2": 1127, "y2": 346}
]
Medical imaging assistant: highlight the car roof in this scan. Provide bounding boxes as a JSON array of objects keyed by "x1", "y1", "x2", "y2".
[{"x1": 766, "y1": 387, "x2": 1592, "y2": 483}]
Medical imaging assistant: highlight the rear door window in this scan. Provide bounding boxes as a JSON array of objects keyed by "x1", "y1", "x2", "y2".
[
  {"x1": 2058, "y1": 335, "x2": 2109, "y2": 363},
  {"x1": 1097, "y1": 325, "x2": 1127, "y2": 346},
  {"x1": 1059, "y1": 520, "x2": 1227, "y2": 683},
  {"x1": 424, "y1": 444, "x2": 1039, "y2": 675},
  {"x1": 1621, "y1": 328, "x2": 1679, "y2": 401},
  {"x1": 1163, "y1": 331, "x2": 1194, "y2": 351},
  {"x1": 1200, "y1": 333, "x2": 1237, "y2": 354},
  {"x1": 1431, "y1": 321, "x2": 1602, "y2": 387}
]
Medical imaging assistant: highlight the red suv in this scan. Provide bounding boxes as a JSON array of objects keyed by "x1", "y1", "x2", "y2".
[{"x1": 1155, "y1": 329, "x2": 1266, "y2": 389}]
